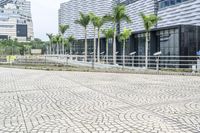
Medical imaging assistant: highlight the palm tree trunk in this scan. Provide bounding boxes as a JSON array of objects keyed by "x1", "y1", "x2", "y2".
[
  {"x1": 50, "y1": 43, "x2": 52, "y2": 55},
  {"x1": 46, "y1": 45, "x2": 48, "y2": 55},
  {"x1": 53, "y1": 44, "x2": 55, "y2": 54},
  {"x1": 70, "y1": 43, "x2": 72, "y2": 60},
  {"x1": 84, "y1": 28, "x2": 87, "y2": 62},
  {"x1": 57, "y1": 43, "x2": 59, "y2": 55},
  {"x1": 93, "y1": 27, "x2": 96, "y2": 63},
  {"x1": 113, "y1": 24, "x2": 116, "y2": 65},
  {"x1": 106, "y1": 38, "x2": 109, "y2": 64},
  {"x1": 145, "y1": 32, "x2": 149, "y2": 69},
  {"x1": 97, "y1": 29, "x2": 100, "y2": 63},
  {"x1": 49, "y1": 43, "x2": 51, "y2": 54},
  {"x1": 63, "y1": 43, "x2": 64, "y2": 55},
  {"x1": 123, "y1": 40, "x2": 125, "y2": 68}
]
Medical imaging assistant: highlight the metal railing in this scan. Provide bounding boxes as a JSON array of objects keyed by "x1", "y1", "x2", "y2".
[
  {"x1": 0, "y1": 54, "x2": 200, "y2": 73},
  {"x1": 44, "y1": 54, "x2": 200, "y2": 72}
]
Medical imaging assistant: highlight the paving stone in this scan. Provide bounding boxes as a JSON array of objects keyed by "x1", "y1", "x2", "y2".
[{"x1": 0, "y1": 68, "x2": 200, "y2": 133}]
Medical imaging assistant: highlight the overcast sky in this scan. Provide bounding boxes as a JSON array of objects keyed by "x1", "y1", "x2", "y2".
[{"x1": 30, "y1": 0, "x2": 68, "y2": 41}]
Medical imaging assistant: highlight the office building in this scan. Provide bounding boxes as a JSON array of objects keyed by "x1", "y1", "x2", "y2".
[
  {"x1": 0, "y1": 0, "x2": 34, "y2": 42},
  {"x1": 59, "y1": 0, "x2": 200, "y2": 57}
]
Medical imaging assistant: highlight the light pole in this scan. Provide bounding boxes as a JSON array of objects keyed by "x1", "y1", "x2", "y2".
[
  {"x1": 129, "y1": 52, "x2": 136, "y2": 68},
  {"x1": 196, "y1": 51, "x2": 200, "y2": 73},
  {"x1": 154, "y1": 51, "x2": 162, "y2": 72}
]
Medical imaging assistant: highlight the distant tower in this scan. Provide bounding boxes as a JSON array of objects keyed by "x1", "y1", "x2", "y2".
[{"x1": 0, "y1": 0, "x2": 34, "y2": 41}]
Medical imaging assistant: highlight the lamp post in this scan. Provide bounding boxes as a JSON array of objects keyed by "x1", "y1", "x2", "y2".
[
  {"x1": 129, "y1": 52, "x2": 136, "y2": 68},
  {"x1": 197, "y1": 51, "x2": 200, "y2": 73},
  {"x1": 154, "y1": 51, "x2": 162, "y2": 72}
]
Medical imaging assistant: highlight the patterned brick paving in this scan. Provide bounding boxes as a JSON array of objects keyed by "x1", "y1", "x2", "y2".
[{"x1": 0, "y1": 68, "x2": 200, "y2": 133}]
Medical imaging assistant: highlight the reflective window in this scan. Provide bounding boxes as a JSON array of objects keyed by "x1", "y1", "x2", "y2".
[
  {"x1": 156, "y1": 28, "x2": 179, "y2": 56},
  {"x1": 158, "y1": 0, "x2": 189, "y2": 9}
]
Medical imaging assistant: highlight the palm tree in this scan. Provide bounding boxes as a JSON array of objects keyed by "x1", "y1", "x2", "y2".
[
  {"x1": 104, "y1": 4, "x2": 131, "y2": 65},
  {"x1": 52, "y1": 35, "x2": 57, "y2": 54},
  {"x1": 140, "y1": 12, "x2": 160, "y2": 69},
  {"x1": 59, "y1": 24, "x2": 69, "y2": 55},
  {"x1": 74, "y1": 12, "x2": 90, "y2": 61},
  {"x1": 63, "y1": 38, "x2": 69, "y2": 55},
  {"x1": 96, "y1": 17, "x2": 105, "y2": 63},
  {"x1": 54, "y1": 34, "x2": 61, "y2": 55},
  {"x1": 89, "y1": 12, "x2": 98, "y2": 62},
  {"x1": 89, "y1": 12, "x2": 105, "y2": 62},
  {"x1": 119, "y1": 28, "x2": 132, "y2": 68},
  {"x1": 46, "y1": 33, "x2": 53, "y2": 54},
  {"x1": 67, "y1": 35, "x2": 76, "y2": 60},
  {"x1": 102, "y1": 28, "x2": 114, "y2": 64}
]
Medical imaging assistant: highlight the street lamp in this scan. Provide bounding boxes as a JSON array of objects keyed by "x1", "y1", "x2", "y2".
[
  {"x1": 196, "y1": 50, "x2": 200, "y2": 72},
  {"x1": 154, "y1": 51, "x2": 162, "y2": 72},
  {"x1": 129, "y1": 52, "x2": 136, "y2": 67}
]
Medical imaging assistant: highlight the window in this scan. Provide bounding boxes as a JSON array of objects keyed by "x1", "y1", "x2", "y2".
[
  {"x1": 158, "y1": 0, "x2": 189, "y2": 9},
  {"x1": 170, "y1": 0, "x2": 175, "y2": 5}
]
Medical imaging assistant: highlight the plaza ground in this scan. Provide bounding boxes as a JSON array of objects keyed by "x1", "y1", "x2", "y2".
[{"x1": 0, "y1": 67, "x2": 200, "y2": 133}]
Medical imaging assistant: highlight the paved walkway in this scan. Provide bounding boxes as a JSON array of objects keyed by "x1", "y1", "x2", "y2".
[{"x1": 0, "y1": 68, "x2": 200, "y2": 133}]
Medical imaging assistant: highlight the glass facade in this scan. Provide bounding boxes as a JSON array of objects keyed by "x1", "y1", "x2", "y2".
[
  {"x1": 72, "y1": 25, "x2": 200, "y2": 67},
  {"x1": 120, "y1": 0, "x2": 139, "y2": 6},
  {"x1": 158, "y1": 0, "x2": 189, "y2": 9},
  {"x1": 156, "y1": 28, "x2": 179, "y2": 56},
  {"x1": 135, "y1": 33, "x2": 145, "y2": 56},
  {"x1": 180, "y1": 25, "x2": 200, "y2": 56},
  {"x1": 16, "y1": 24, "x2": 27, "y2": 37}
]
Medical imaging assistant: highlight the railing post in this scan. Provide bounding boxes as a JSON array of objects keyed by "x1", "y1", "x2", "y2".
[
  {"x1": 92, "y1": 54, "x2": 94, "y2": 69},
  {"x1": 132, "y1": 55, "x2": 135, "y2": 68},
  {"x1": 156, "y1": 56, "x2": 160, "y2": 72},
  {"x1": 197, "y1": 57, "x2": 200, "y2": 73}
]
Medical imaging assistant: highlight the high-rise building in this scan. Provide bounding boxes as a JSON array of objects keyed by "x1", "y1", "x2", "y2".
[
  {"x1": 0, "y1": 0, "x2": 33, "y2": 42},
  {"x1": 59, "y1": 0, "x2": 200, "y2": 57}
]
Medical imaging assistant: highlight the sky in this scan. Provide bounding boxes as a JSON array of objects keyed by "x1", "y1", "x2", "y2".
[{"x1": 30, "y1": 0, "x2": 68, "y2": 41}]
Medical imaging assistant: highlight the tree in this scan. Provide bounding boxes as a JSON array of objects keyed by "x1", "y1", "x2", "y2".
[
  {"x1": 102, "y1": 28, "x2": 114, "y2": 64},
  {"x1": 52, "y1": 35, "x2": 57, "y2": 54},
  {"x1": 104, "y1": 4, "x2": 131, "y2": 65},
  {"x1": 89, "y1": 12, "x2": 105, "y2": 63},
  {"x1": 59, "y1": 24, "x2": 69, "y2": 54},
  {"x1": 89, "y1": 12, "x2": 98, "y2": 62},
  {"x1": 46, "y1": 33, "x2": 53, "y2": 54},
  {"x1": 63, "y1": 38, "x2": 69, "y2": 54},
  {"x1": 54, "y1": 35, "x2": 61, "y2": 55},
  {"x1": 96, "y1": 17, "x2": 105, "y2": 63},
  {"x1": 67, "y1": 35, "x2": 76, "y2": 59},
  {"x1": 140, "y1": 12, "x2": 160, "y2": 69},
  {"x1": 74, "y1": 12, "x2": 90, "y2": 61},
  {"x1": 118, "y1": 28, "x2": 132, "y2": 68}
]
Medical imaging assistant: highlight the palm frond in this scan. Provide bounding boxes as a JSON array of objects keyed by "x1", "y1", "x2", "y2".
[
  {"x1": 59, "y1": 24, "x2": 69, "y2": 35},
  {"x1": 102, "y1": 28, "x2": 114, "y2": 39},
  {"x1": 140, "y1": 12, "x2": 161, "y2": 31},
  {"x1": 74, "y1": 12, "x2": 90, "y2": 28},
  {"x1": 118, "y1": 28, "x2": 132, "y2": 42}
]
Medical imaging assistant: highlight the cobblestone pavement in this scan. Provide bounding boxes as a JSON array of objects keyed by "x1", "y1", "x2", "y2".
[{"x1": 0, "y1": 68, "x2": 200, "y2": 133}]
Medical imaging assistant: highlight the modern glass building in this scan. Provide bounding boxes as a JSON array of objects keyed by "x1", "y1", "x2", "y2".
[
  {"x1": 59, "y1": 0, "x2": 200, "y2": 57},
  {"x1": 0, "y1": 0, "x2": 34, "y2": 42}
]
